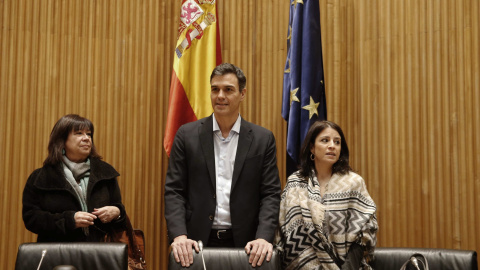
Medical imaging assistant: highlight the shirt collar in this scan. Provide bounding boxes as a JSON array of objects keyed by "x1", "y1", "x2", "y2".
[{"x1": 212, "y1": 113, "x2": 242, "y2": 134}]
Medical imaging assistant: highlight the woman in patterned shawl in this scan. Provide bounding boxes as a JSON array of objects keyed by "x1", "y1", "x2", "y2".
[{"x1": 277, "y1": 120, "x2": 378, "y2": 270}]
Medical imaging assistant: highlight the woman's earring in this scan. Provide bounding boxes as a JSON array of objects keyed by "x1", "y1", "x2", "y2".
[
  {"x1": 62, "y1": 148, "x2": 66, "y2": 155},
  {"x1": 310, "y1": 153, "x2": 315, "y2": 161}
]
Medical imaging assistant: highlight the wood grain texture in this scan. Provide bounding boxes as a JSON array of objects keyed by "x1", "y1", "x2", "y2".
[{"x1": 1, "y1": 0, "x2": 479, "y2": 269}]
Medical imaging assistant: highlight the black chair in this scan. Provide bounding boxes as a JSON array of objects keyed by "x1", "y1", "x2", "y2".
[
  {"x1": 168, "y1": 246, "x2": 478, "y2": 270},
  {"x1": 168, "y1": 247, "x2": 281, "y2": 270},
  {"x1": 15, "y1": 242, "x2": 128, "y2": 270},
  {"x1": 371, "y1": 247, "x2": 478, "y2": 270}
]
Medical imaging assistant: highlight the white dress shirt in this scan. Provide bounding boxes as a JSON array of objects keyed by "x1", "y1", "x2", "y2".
[{"x1": 211, "y1": 113, "x2": 241, "y2": 229}]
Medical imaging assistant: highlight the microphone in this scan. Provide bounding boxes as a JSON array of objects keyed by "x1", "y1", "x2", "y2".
[
  {"x1": 410, "y1": 256, "x2": 421, "y2": 270},
  {"x1": 198, "y1": 240, "x2": 207, "y2": 270},
  {"x1": 36, "y1": 249, "x2": 47, "y2": 270}
]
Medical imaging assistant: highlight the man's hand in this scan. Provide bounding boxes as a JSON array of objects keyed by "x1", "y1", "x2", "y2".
[
  {"x1": 244, "y1": 238, "x2": 273, "y2": 267},
  {"x1": 171, "y1": 235, "x2": 199, "y2": 267}
]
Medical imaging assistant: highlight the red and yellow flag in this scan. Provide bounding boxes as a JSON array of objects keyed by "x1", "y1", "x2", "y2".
[{"x1": 164, "y1": 0, "x2": 222, "y2": 155}]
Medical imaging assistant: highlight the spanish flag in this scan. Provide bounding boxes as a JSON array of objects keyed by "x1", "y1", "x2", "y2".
[{"x1": 164, "y1": 0, "x2": 222, "y2": 155}]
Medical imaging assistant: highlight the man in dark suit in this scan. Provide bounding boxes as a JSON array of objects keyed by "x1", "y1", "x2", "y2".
[{"x1": 164, "y1": 63, "x2": 281, "y2": 268}]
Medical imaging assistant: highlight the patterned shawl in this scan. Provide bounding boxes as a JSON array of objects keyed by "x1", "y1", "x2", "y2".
[{"x1": 277, "y1": 171, "x2": 378, "y2": 270}]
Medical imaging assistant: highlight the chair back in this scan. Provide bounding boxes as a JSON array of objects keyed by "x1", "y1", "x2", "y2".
[
  {"x1": 371, "y1": 247, "x2": 478, "y2": 270},
  {"x1": 168, "y1": 247, "x2": 280, "y2": 270},
  {"x1": 15, "y1": 242, "x2": 128, "y2": 270}
]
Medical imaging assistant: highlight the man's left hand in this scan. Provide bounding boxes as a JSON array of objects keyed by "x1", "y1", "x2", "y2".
[{"x1": 244, "y1": 238, "x2": 273, "y2": 267}]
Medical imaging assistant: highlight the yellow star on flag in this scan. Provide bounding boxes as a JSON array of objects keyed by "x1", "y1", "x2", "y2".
[
  {"x1": 302, "y1": 96, "x2": 319, "y2": 119},
  {"x1": 291, "y1": 0, "x2": 304, "y2": 8},
  {"x1": 290, "y1": 88, "x2": 300, "y2": 105},
  {"x1": 285, "y1": 59, "x2": 291, "y2": 73}
]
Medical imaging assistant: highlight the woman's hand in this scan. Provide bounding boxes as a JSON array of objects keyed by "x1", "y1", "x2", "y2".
[
  {"x1": 92, "y1": 206, "x2": 120, "y2": 223},
  {"x1": 74, "y1": 211, "x2": 97, "y2": 228}
]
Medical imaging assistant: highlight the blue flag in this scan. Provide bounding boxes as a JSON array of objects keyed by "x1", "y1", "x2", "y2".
[{"x1": 282, "y1": 0, "x2": 327, "y2": 176}]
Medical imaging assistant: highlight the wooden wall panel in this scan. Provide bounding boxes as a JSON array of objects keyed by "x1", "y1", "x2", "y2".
[
  {"x1": 1, "y1": 0, "x2": 479, "y2": 269},
  {"x1": 320, "y1": 0, "x2": 480, "y2": 252}
]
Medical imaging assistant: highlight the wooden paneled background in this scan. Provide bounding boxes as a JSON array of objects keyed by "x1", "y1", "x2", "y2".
[{"x1": 1, "y1": 0, "x2": 479, "y2": 269}]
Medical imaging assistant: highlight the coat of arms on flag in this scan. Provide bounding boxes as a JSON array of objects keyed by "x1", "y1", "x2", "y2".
[{"x1": 175, "y1": 0, "x2": 217, "y2": 58}]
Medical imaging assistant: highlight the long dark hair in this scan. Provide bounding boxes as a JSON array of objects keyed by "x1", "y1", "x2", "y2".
[
  {"x1": 298, "y1": 120, "x2": 352, "y2": 178},
  {"x1": 43, "y1": 114, "x2": 102, "y2": 166}
]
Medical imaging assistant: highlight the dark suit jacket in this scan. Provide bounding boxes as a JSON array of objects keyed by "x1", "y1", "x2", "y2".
[{"x1": 164, "y1": 115, "x2": 281, "y2": 247}]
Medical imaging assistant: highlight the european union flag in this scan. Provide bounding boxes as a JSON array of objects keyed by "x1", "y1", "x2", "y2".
[{"x1": 282, "y1": 0, "x2": 327, "y2": 176}]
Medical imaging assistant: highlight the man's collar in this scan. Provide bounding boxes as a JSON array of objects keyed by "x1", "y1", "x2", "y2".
[{"x1": 212, "y1": 113, "x2": 241, "y2": 134}]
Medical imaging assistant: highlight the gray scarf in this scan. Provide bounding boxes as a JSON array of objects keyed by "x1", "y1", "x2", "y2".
[{"x1": 62, "y1": 155, "x2": 91, "y2": 235}]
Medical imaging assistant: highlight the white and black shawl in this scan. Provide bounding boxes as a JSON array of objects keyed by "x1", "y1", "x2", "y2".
[{"x1": 277, "y1": 171, "x2": 378, "y2": 270}]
